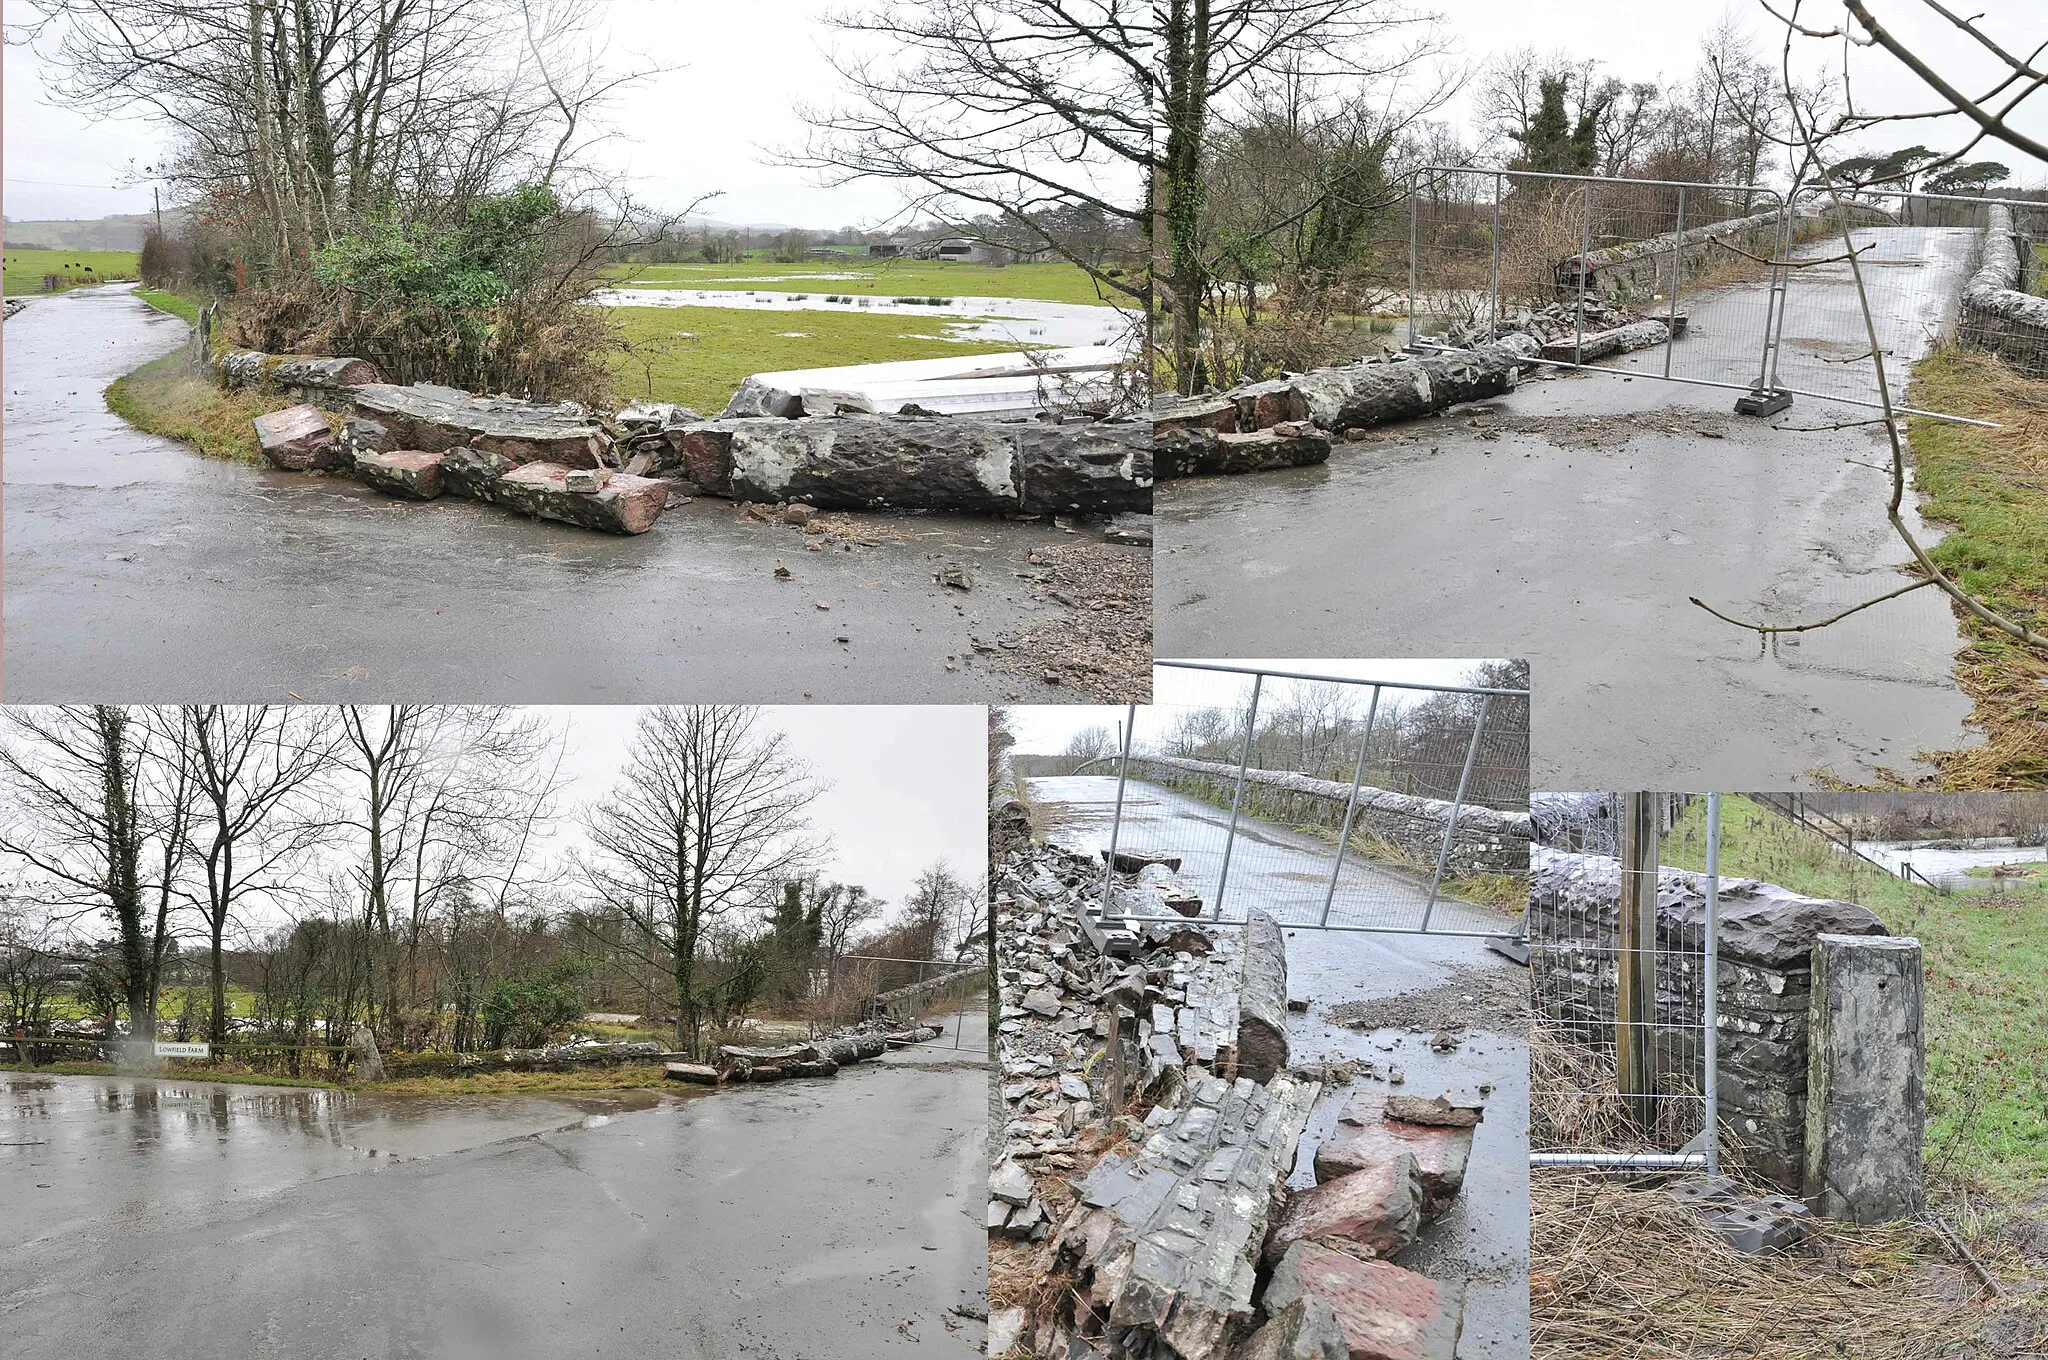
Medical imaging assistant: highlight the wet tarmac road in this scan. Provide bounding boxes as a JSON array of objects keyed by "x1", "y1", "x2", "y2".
[
  {"x1": 1027, "y1": 774, "x2": 1502, "y2": 933},
  {"x1": 1160, "y1": 226, "x2": 1983, "y2": 787},
  {"x1": 1, "y1": 285, "x2": 1121, "y2": 703},
  {"x1": 0, "y1": 1025, "x2": 989, "y2": 1360},
  {"x1": 1027, "y1": 776, "x2": 1529, "y2": 1358}
]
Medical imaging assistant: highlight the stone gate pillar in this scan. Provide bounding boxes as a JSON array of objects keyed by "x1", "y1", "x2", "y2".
[{"x1": 1803, "y1": 933, "x2": 1924, "y2": 1223}]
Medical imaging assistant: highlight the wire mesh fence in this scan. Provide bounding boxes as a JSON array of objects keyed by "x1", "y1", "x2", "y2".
[
  {"x1": 817, "y1": 952, "x2": 987, "y2": 1052},
  {"x1": 1406, "y1": 167, "x2": 1788, "y2": 393},
  {"x1": 1085, "y1": 662, "x2": 1530, "y2": 936},
  {"x1": 1529, "y1": 792, "x2": 1719, "y2": 1173},
  {"x1": 1401, "y1": 169, "x2": 2048, "y2": 424}
]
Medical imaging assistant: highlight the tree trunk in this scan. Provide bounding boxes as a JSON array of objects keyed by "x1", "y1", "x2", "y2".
[{"x1": 1160, "y1": 0, "x2": 1212, "y2": 396}]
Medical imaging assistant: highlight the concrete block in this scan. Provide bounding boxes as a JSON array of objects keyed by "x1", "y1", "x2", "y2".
[
  {"x1": 1667, "y1": 1177, "x2": 1812, "y2": 1253},
  {"x1": 1804, "y1": 933, "x2": 1924, "y2": 1223}
]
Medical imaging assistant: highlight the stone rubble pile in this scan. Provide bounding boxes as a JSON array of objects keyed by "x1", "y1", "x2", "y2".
[
  {"x1": 990, "y1": 841, "x2": 1484, "y2": 1360},
  {"x1": 1439, "y1": 298, "x2": 1685, "y2": 361}
]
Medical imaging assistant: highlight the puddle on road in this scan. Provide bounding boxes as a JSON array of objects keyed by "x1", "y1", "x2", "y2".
[{"x1": 1, "y1": 1072, "x2": 696, "y2": 1166}]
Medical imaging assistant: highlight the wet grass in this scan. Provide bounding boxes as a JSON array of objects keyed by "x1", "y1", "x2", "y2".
[
  {"x1": 2, "y1": 247, "x2": 138, "y2": 295},
  {"x1": 602, "y1": 259, "x2": 1129, "y2": 307},
  {"x1": 1904, "y1": 347, "x2": 2048, "y2": 787},
  {"x1": 104, "y1": 350, "x2": 299, "y2": 464},
  {"x1": 136, "y1": 288, "x2": 203, "y2": 323},
  {"x1": 1660, "y1": 794, "x2": 2048, "y2": 1202},
  {"x1": 606, "y1": 302, "x2": 1040, "y2": 413}
]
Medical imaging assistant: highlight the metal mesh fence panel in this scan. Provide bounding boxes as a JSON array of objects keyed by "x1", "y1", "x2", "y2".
[
  {"x1": 814, "y1": 952, "x2": 986, "y2": 1051},
  {"x1": 1407, "y1": 168, "x2": 1785, "y2": 395},
  {"x1": 1529, "y1": 792, "x2": 1717, "y2": 1171},
  {"x1": 1092, "y1": 663, "x2": 1530, "y2": 936}
]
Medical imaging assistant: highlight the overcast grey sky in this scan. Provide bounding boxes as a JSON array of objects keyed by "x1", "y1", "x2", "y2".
[
  {"x1": 1006, "y1": 658, "x2": 1514, "y2": 754},
  {"x1": 547, "y1": 704, "x2": 986, "y2": 913},
  {"x1": 5, "y1": 0, "x2": 2041, "y2": 225}
]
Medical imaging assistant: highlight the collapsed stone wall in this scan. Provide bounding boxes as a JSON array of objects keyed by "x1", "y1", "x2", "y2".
[
  {"x1": 1153, "y1": 335, "x2": 1540, "y2": 479},
  {"x1": 1958, "y1": 203, "x2": 2048, "y2": 378},
  {"x1": 992, "y1": 841, "x2": 1480, "y2": 1360},
  {"x1": 1557, "y1": 206, "x2": 1787, "y2": 304},
  {"x1": 1528, "y1": 846, "x2": 1888, "y2": 1188},
  {"x1": 218, "y1": 349, "x2": 1151, "y2": 533},
  {"x1": 1121, "y1": 753, "x2": 1533, "y2": 877}
]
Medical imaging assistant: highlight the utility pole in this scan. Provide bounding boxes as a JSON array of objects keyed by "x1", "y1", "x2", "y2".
[{"x1": 153, "y1": 185, "x2": 163, "y2": 237}]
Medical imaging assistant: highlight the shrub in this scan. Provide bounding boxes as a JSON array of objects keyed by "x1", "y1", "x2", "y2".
[{"x1": 481, "y1": 960, "x2": 588, "y2": 1051}]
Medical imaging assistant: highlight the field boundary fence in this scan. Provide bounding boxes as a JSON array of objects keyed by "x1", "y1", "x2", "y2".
[{"x1": 1076, "y1": 662, "x2": 1531, "y2": 938}]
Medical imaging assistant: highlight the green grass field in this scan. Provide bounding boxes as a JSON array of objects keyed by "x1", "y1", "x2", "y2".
[
  {"x1": 44, "y1": 980, "x2": 264, "y2": 1023},
  {"x1": 2034, "y1": 242, "x2": 2047, "y2": 297},
  {"x1": 1661, "y1": 795, "x2": 2048, "y2": 1202},
  {"x1": 3, "y1": 247, "x2": 138, "y2": 295},
  {"x1": 606, "y1": 303, "x2": 1040, "y2": 413},
  {"x1": 602, "y1": 259, "x2": 1131, "y2": 307}
]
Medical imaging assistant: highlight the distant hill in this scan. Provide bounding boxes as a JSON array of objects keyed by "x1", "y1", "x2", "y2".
[{"x1": 0, "y1": 212, "x2": 172, "y2": 251}]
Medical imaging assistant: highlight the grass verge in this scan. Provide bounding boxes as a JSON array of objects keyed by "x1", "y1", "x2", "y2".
[
  {"x1": 105, "y1": 350, "x2": 301, "y2": 464},
  {"x1": 606, "y1": 302, "x2": 1047, "y2": 413},
  {"x1": 1905, "y1": 347, "x2": 2048, "y2": 787},
  {"x1": 136, "y1": 288, "x2": 204, "y2": 323},
  {"x1": 602, "y1": 259, "x2": 1129, "y2": 306}
]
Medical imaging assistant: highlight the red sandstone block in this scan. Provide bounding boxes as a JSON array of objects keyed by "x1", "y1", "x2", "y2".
[
  {"x1": 1266, "y1": 1154, "x2": 1422, "y2": 1264},
  {"x1": 1264, "y1": 1242, "x2": 1463, "y2": 1360},
  {"x1": 1314, "y1": 1092, "x2": 1474, "y2": 1214}
]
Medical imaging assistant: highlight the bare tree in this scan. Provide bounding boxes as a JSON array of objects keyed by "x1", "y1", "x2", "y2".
[
  {"x1": 580, "y1": 707, "x2": 823, "y2": 1057},
  {"x1": 792, "y1": 1, "x2": 1151, "y2": 308},
  {"x1": 0, "y1": 707, "x2": 194, "y2": 1046},
  {"x1": 898, "y1": 860, "x2": 973, "y2": 962},
  {"x1": 336, "y1": 706, "x2": 565, "y2": 1047},
  {"x1": 152, "y1": 706, "x2": 343, "y2": 1046},
  {"x1": 13, "y1": 0, "x2": 650, "y2": 275},
  {"x1": 1158, "y1": 0, "x2": 1447, "y2": 392},
  {"x1": 811, "y1": 881, "x2": 883, "y2": 967},
  {"x1": 1769, "y1": 0, "x2": 2048, "y2": 174}
]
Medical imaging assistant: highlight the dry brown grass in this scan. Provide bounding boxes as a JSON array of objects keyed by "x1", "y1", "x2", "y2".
[
  {"x1": 1532, "y1": 1171, "x2": 1987, "y2": 1360},
  {"x1": 1529, "y1": 1024, "x2": 1706, "y2": 1157}
]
